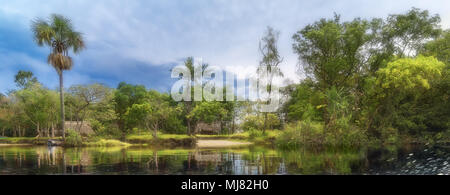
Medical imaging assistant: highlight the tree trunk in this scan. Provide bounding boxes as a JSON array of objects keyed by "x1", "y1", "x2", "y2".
[
  {"x1": 36, "y1": 122, "x2": 40, "y2": 138},
  {"x1": 46, "y1": 126, "x2": 50, "y2": 137},
  {"x1": 187, "y1": 119, "x2": 191, "y2": 136},
  {"x1": 59, "y1": 72, "x2": 65, "y2": 140},
  {"x1": 51, "y1": 122, "x2": 55, "y2": 138},
  {"x1": 232, "y1": 118, "x2": 235, "y2": 134},
  {"x1": 263, "y1": 112, "x2": 268, "y2": 134}
]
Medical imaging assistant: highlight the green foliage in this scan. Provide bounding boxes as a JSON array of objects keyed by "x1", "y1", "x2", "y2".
[
  {"x1": 188, "y1": 101, "x2": 227, "y2": 124},
  {"x1": 284, "y1": 79, "x2": 323, "y2": 122},
  {"x1": 114, "y1": 82, "x2": 148, "y2": 137},
  {"x1": 382, "y1": 8, "x2": 442, "y2": 58},
  {"x1": 65, "y1": 129, "x2": 83, "y2": 147},
  {"x1": 421, "y1": 30, "x2": 450, "y2": 65},
  {"x1": 14, "y1": 71, "x2": 38, "y2": 89},
  {"x1": 277, "y1": 121, "x2": 367, "y2": 148},
  {"x1": 123, "y1": 90, "x2": 185, "y2": 137},
  {"x1": 1, "y1": 8, "x2": 448, "y2": 149},
  {"x1": 292, "y1": 15, "x2": 372, "y2": 89},
  {"x1": 248, "y1": 128, "x2": 265, "y2": 139},
  {"x1": 370, "y1": 56, "x2": 447, "y2": 136},
  {"x1": 276, "y1": 121, "x2": 324, "y2": 148},
  {"x1": 84, "y1": 139, "x2": 130, "y2": 147},
  {"x1": 241, "y1": 114, "x2": 280, "y2": 131},
  {"x1": 376, "y1": 56, "x2": 444, "y2": 91}
]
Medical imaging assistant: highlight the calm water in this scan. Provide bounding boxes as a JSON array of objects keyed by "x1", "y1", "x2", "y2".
[{"x1": 0, "y1": 144, "x2": 448, "y2": 175}]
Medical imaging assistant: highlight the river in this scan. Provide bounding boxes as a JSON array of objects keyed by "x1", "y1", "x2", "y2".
[{"x1": 0, "y1": 144, "x2": 448, "y2": 175}]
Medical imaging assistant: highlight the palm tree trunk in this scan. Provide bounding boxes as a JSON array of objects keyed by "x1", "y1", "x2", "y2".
[{"x1": 59, "y1": 72, "x2": 65, "y2": 140}]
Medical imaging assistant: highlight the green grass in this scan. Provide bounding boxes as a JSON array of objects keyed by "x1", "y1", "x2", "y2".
[
  {"x1": 196, "y1": 130, "x2": 282, "y2": 145},
  {"x1": 126, "y1": 132, "x2": 192, "y2": 141},
  {"x1": 0, "y1": 137, "x2": 62, "y2": 144},
  {"x1": 84, "y1": 139, "x2": 131, "y2": 147}
]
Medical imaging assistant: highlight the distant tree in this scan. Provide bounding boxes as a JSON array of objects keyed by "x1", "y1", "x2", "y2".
[
  {"x1": 292, "y1": 15, "x2": 371, "y2": 90},
  {"x1": 114, "y1": 82, "x2": 147, "y2": 139},
  {"x1": 188, "y1": 101, "x2": 228, "y2": 125},
  {"x1": 382, "y1": 8, "x2": 442, "y2": 58},
  {"x1": 421, "y1": 30, "x2": 449, "y2": 65},
  {"x1": 177, "y1": 57, "x2": 209, "y2": 136},
  {"x1": 31, "y1": 14, "x2": 85, "y2": 139},
  {"x1": 258, "y1": 26, "x2": 283, "y2": 133},
  {"x1": 14, "y1": 70, "x2": 38, "y2": 89},
  {"x1": 66, "y1": 83, "x2": 111, "y2": 131}
]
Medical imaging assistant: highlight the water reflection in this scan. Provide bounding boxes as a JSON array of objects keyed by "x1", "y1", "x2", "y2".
[{"x1": 0, "y1": 144, "x2": 448, "y2": 175}]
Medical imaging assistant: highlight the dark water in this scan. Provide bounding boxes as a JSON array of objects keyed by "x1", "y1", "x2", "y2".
[{"x1": 0, "y1": 144, "x2": 448, "y2": 175}]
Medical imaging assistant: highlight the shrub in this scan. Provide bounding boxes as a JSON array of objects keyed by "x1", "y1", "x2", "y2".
[
  {"x1": 248, "y1": 128, "x2": 266, "y2": 139},
  {"x1": 276, "y1": 120, "x2": 367, "y2": 148},
  {"x1": 380, "y1": 127, "x2": 398, "y2": 144},
  {"x1": 65, "y1": 129, "x2": 83, "y2": 147},
  {"x1": 276, "y1": 121, "x2": 323, "y2": 148}
]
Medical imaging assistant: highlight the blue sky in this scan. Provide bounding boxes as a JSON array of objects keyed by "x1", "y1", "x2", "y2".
[{"x1": 0, "y1": 0, "x2": 449, "y2": 94}]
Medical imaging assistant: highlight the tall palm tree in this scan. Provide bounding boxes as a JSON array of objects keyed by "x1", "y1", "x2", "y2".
[{"x1": 31, "y1": 14, "x2": 85, "y2": 139}]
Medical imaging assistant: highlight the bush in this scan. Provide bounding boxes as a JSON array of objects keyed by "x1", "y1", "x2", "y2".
[
  {"x1": 241, "y1": 114, "x2": 281, "y2": 131},
  {"x1": 380, "y1": 127, "x2": 398, "y2": 144},
  {"x1": 248, "y1": 128, "x2": 266, "y2": 139},
  {"x1": 276, "y1": 120, "x2": 368, "y2": 148},
  {"x1": 276, "y1": 121, "x2": 323, "y2": 148},
  {"x1": 65, "y1": 129, "x2": 83, "y2": 147}
]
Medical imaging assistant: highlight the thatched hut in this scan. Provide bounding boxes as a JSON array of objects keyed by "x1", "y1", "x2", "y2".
[
  {"x1": 195, "y1": 122, "x2": 221, "y2": 135},
  {"x1": 58, "y1": 121, "x2": 95, "y2": 136}
]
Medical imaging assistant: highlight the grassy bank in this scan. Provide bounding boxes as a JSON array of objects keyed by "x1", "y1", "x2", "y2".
[
  {"x1": 125, "y1": 132, "x2": 196, "y2": 147},
  {"x1": 196, "y1": 130, "x2": 281, "y2": 145},
  {"x1": 0, "y1": 137, "x2": 62, "y2": 145}
]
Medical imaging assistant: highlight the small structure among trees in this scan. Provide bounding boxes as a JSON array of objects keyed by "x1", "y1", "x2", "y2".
[
  {"x1": 61, "y1": 121, "x2": 94, "y2": 136},
  {"x1": 195, "y1": 122, "x2": 221, "y2": 135}
]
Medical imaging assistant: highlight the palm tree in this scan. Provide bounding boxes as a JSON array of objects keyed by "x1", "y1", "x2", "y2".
[
  {"x1": 31, "y1": 14, "x2": 85, "y2": 139},
  {"x1": 177, "y1": 57, "x2": 208, "y2": 136}
]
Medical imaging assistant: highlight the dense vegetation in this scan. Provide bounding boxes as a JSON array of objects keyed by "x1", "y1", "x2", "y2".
[{"x1": 0, "y1": 8, "x2": 448, "y2": 148}]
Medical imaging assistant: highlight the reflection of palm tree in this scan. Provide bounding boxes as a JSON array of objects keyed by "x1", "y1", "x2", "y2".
[{"x1": 32, "y1": 14, "x2": 85, "y2": 139}]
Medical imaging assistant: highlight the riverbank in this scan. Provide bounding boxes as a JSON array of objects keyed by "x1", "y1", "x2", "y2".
[
  {"x1": 196, "y1": 130, "x2": 280, "y2": 146},
  {"x1": 196, "y1": 140, "x2": 252, "y2": 148},
  {"x1": 125, "y1": 133, "x2": 196, "y2": 147},
  {"x1": 0, "y1": 137, "x2": 58, "y2": 145},
  {"x1": 1, "y1": 129, "x2": 448, "y2": 149}
]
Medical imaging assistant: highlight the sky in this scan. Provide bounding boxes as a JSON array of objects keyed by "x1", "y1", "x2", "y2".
[{"x1": 0, "y1": 0, "x2": 449, "y2": 94}]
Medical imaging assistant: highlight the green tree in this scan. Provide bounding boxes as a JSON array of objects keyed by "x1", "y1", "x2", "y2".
[
  {"x1": 293, "y1": 15, "x2": 372, "y2": 90},
  {"x1": 421, "y1": 30, "x2": 449, "y2": 65},
  {"x1": 188, "y1": 101, "x2": 227, "y2": 125},
  {"x1": 382, "y1": 8, "x2": 441, "y2": 58},
  {"x1": 31, "y1": 14, "x2": 85, "y2": 139},
  {"x1": 14, "y1": 70, "x2": 38, "y2": 89},
  {"x1": 258, "y1": 26, "x2": 283, "y2": 133},
  {"x1": 13, "y1": 84, "x2": 59, "y2": 137},
  {"x1": 66, "y1": 83, "x2": 111, "y2": 131},
  {"x1": 177, "y1": 57, "x2": 209, "y2": 135},
  {"x1": 113, "y1": 82, "x2": 147, "y2": 139},
  {"x1": 368, "y1": 56, "x2": 446, "y2": 136}
]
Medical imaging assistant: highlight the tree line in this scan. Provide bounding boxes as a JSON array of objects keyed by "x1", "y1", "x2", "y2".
[{"x1": 0, "y1": 8, "x2": 448, "y2": 146}]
